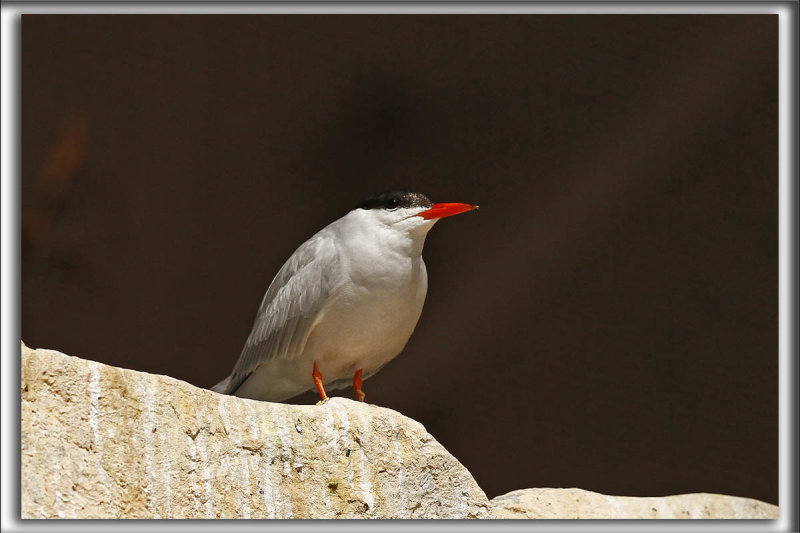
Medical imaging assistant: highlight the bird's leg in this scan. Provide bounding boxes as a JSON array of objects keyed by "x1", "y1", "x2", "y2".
[
  {"x1": 353, "y1": 369, "x2": 365, "y2": 402},
  {"x1": 312, "y1": 361, "x2": 328, "y2": 402}
]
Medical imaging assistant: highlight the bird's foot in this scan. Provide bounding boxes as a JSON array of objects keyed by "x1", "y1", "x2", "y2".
[
  {"x1": 312, "y1": 361, "x2": 329, "y2": 402},
  {"x1": 316, "y1": 397, "x2": 330, "y2": 406},
  {"x1": 353, "y1": 369, "x2": 366, "y2": 402}
]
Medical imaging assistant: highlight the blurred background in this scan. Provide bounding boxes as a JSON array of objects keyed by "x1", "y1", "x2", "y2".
[{"x1": 21, "y1": 15, "x2": 777, "y2": 504}]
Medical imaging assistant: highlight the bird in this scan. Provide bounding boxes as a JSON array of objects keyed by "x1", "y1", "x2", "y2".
[{"x1": 211, "y1": 190, "x2": 478, "y2": 403}]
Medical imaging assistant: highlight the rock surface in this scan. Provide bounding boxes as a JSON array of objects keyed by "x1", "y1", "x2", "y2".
[
  {"x1": 490, "y1": 488, "x2": 779, "y2": 519},
  {"x1": 20, "y1": 342, "x2": 492, "y2": 519},
  {"x1": 20, "y1": 341, "x2": 779, "y2": 520}
]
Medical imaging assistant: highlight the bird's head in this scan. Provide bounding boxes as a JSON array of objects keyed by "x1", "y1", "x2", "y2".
[{"x1": 354, "y1": 190, "x2": 478, "y2": 236}]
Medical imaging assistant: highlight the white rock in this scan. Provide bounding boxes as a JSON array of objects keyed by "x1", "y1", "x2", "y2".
[
  {"x1": 20, "y1": 342, "x2": 492, "y2": 519},
  {"x1": 491, "y1": 488, "x2": 778, "y2": 519},
  {"x1": 21, "y1": 341, "x2": 778, "y2": 520}
]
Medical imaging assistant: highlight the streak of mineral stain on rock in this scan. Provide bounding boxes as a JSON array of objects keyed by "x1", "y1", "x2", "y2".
[
  {"x1": 242, "y1": 399, "x2": 261, "y2": 518},
  {"x1": 315, "y1": 403, "x2": 336, "y2": 515},
  {"x1": 355, "y1": 408, "x2": 375, "y2": 513},
  {"x1": 52, "y1": 448, "x2": 65, "y2": 518},
  {"x1": 86, "y1": 361, "x2": 116, "y2": 516},
  {"x1": 188, "y1": 428, "x2": 201, "y2": 514},
  {"x1": 272, "y1": 405, "x2": 294, "y2": 518},
  {"x1": 277, "y1": 408, "x2": 293, "y2": 479},
  {"x1": 236, "y1": 400, "x2": 253, "y2": 519},
  {"x1": 260, "y1": 416, "x2": 276, "y2": 518},
  {"x1": 260, "y1": 442, "x2": 277, "y2": 519},
  {"x1": 240, "y1": 454, "x2": 252, "y2": 519},
  {"x1": 195, "y1": 415, "x2": 214, "y2": 518},
  {"x1": 331, "y1": 402, "x2": 354, "y2": 492},
  {"x1": 218, "y1": 395, "x2": 231, "y2": 435},
  {"x1": 390, "y1": 417, "x2": 405, "y2": 513},
  {"x1": 48, "y1": 354, "x2": 74, "y2": 517},
  {"x1": 156, "y1": 382, "x2": 173, "y2": 519},
  {"x1": 218, "y1": 396, "x2": 250, "y2": 518},
  {"x1": 88, "y1": 361, "x2": 101, "y2": 446},
  {"x1": 244, "y1": 399, "x2": 260, "y2": 440},
  {"x1": 218, "y1": 454, "x2": 231, "y2": 517},
  {"x1": 137, "y1": 374, "x2": 161, "y2": 518},
  {"x1": 257, "y1": 402, "x2": 280, "y2": 518}
]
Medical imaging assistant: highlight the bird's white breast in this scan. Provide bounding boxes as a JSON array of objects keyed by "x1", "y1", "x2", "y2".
[
  {"x1": 308, "y1": 254, "x2": 428, "y2": 381},
  {"x1": 309, "y1": 211, "x2": 430, "y2": 382}
]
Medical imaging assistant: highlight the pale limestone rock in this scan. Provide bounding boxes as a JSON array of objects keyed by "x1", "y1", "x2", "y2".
[
  {"x1": 490, "y1": 488, "x2": 778, "y2": 519},
  {"x1": 20, "y1": 342, "x2": 492, "y2": 519},
  {"x1": 20, "y1": 340, "x2": 778, "y2": 521}
]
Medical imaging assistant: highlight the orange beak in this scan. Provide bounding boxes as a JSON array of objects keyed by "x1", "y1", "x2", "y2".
[{"x1": 418, "y1": 202, "x2": 479, "y2": 220}]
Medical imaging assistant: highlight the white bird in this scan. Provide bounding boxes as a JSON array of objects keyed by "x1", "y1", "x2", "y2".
[{"x1": 211, "y1": 191, "x2": 477, "y2": 403}]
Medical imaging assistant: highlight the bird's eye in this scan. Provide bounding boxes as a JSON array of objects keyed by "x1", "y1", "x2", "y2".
[{"x1": 386, "y1": 198, "x2": 399, "y2": 210}]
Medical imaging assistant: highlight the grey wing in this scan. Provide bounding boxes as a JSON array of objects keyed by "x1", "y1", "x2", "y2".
[{"x1": 217, "y1": 232, "x2": 340, "y2": 394}]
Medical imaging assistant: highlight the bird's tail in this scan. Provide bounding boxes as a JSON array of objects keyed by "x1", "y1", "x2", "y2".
[{"x1": 210, "y1": 375, "x2": 232, "y2": 394}]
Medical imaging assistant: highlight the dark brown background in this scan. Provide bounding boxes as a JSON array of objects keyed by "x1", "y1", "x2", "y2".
[{"x1": 21, "y1": 15, "x2": 778, "y2": 504}]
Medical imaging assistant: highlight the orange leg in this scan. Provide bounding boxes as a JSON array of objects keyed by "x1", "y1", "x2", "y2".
[
  {"x1": 353, "y1": 369, "x2": 365, "y2": 402},
  {"x1": 312, "y1": 361, "x2": 328, "y2": 401}
]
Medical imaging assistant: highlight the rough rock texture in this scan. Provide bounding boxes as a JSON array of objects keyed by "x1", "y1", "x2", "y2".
[
  {"x1": 491, "y1": 488, "x2": 779, "y2": 519},
  {"x1": 21, "y1": 341, "x2": 779, "y2": 520},
  {"x1": 20, "y1": 342, "x2": 492, "y2": 519}
]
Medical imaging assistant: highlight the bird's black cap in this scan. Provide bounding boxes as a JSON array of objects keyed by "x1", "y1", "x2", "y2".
[{"x1": 355, "y1": 190, "x2": 433, "y2": 211}]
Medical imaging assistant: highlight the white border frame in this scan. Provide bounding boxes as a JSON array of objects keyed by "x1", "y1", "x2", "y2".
[{"x1": 2, "y1": 3, "x2": 796, "y2": 532}]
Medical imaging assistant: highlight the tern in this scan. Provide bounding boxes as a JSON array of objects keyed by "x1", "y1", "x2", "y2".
[{"x1": 211, "y1": 190, "x2": 478, "y2": 403}]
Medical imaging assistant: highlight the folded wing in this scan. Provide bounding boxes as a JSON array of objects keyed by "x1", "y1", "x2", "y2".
[{"x1": 213, "y1": 232, "x2": 340, "y2": 394}]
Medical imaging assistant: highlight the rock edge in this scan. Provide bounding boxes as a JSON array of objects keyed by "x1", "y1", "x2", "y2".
[{"x1": 491, "y1": 488, "x2": 778, "y2": 519}]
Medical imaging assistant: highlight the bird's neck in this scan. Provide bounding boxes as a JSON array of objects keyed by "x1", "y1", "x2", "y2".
[
  {"x1": 339, "y1": 211, "x2": 433, "y2": 259},
  {"x1": 365, "y1": 225, "x2": 427, "y2": 259},
  {"x1": 404, "y1": 225, "x2": 431, "y2": 257}
]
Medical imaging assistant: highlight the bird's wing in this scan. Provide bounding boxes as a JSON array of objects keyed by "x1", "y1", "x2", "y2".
[{"x1": 222, "y1": 231, "x2": 340, "y2": 394}]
